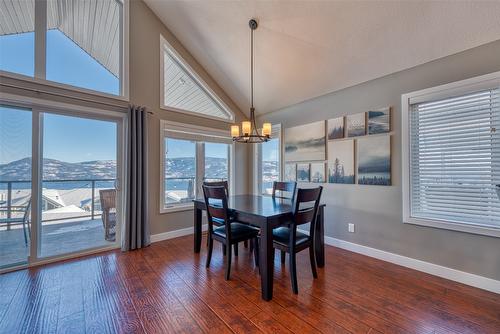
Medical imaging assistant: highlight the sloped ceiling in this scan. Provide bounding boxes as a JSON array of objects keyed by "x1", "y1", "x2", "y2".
[{"x1": 144, "y1": 0, "x2": 500, "y2": 115}]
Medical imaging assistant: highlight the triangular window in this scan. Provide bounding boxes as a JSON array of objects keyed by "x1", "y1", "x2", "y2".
[{"x1": 161, "y1": 36, "x2": 234, "y2": 121}]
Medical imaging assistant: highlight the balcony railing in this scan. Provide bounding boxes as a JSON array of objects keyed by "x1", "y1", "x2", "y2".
[{"x1": 0, "y1": 179, "x2": 116, "y2": 228}]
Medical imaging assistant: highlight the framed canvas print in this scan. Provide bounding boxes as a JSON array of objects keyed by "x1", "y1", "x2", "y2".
[
  {"x1": 368, "y1": 107, "x2": 391, "y2": 134},
  {"x1": 284, "y1": 121, "x2": 326, "y2": 161},
  {"x1": 328, "y1": 139, "x2": 355, "y2": 184},
  {"x1": 346, "y1": 112, "x2": 366, "y2": 137},
  {"x1": 285, "y1": 163, "x2": 297, "y2": 182},
  {"x1": 327, "y1": 117, "x2": 344, "y2": 140},
  {"x1": 310, "y1": 163, "x2": 326, "y2": 183},
  {"x1": 357, "y1": 135, "x2": 391, "y2": 185},
  {"x1": 296, "y1": 163, "x2": 310, "y2": 182}
]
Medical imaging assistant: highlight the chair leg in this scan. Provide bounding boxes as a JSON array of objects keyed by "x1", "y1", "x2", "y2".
[
  {"x1": 249, "y1": 238, "x2": 254, "y2": 252},
  {"x1": 280, "y1": 250, "x2": 286, "y2": 264},
  {"x1": 222, "y1": 244, "x2": 226, "y2": 256},
  {"x1": 289, "y1": 251, "x2": 299, "y2": 294},
  {"x1": 234, "y1": 243, "x2": 239, "y2": 256},
  {"x1": 206, "y1": 235, "x2": 214, "y2": 268},
  {"x1": 225, "y1": 243, "x2": 232, "y2": 280},
  {"x1": 309, "y1": 244, "x2": 318, "y2": 278},
  {"x1": 244, "y1": 240, "x2": 248, "y2": 248},
  {"x1": 22, "y1": 221, "x2": 28, "y2": 246},
  {"x1": 253, "y1": 237, "x2": 259, "y2": 268}
]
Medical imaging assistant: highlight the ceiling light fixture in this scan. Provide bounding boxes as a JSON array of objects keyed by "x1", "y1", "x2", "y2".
[{"x1": 231, "y1": 19, "x2": 272, "y2": 143}]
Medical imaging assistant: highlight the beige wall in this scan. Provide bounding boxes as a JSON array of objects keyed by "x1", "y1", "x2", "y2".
[
  {"x1": 129, "y1": 0, "x2": 249, "y2": 235},
  {"x1": 258, "y1": 40, "x2": 500, "y2": 280}
]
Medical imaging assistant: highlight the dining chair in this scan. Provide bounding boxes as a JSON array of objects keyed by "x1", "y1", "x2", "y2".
[
  {"x1": 203, "y1": 185, "x2": 260, "y2": 280},
  {"x1": 272, "y1": 181, "x2": 297, "y2": 200},
  {"x1": 202, "y1": 180, "x2": 243, "y2": 255},
  {"x1": 271, "y1": 181, "x2": 297, "y2": 260},
  {"x1": 272, "y1": 186, "x2": 323, "y2": 294}
]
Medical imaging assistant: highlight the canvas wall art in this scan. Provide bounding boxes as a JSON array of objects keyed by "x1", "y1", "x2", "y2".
[
  {"x1": 310, "y1": 163, "x2": 325, "y2": 183},
  {"x1": 368, "y1": 107, "x2": 391, "y2": 134},
  {"x1": 285, "y1": 163, "x2": 297, "y2": 182},
  {"x1": 327, "y1": 140, "x2": 355, "y2": 184},
  {"x1": 357, "y1": 135, "x2": 391, "y2": 185},
  {"x1": 297, "y1": 163, "x2": 310, "y2": 182},
  {"x1": 346, "y1": 113, "x2": 366, "y2": 137},
  {"x1": 284, "y1": 121, "x2": 326, "y2": 161},
  {"x1": 327, "y1": 117, "x2": 344, "y2": 140}
]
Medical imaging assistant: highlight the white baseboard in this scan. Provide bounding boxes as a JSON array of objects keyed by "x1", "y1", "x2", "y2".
[
  {"x1": 322, "y1": 235, "x2": 500, "y2": 294},
  {"x1": 151, "y1": 226, "x2": 500, "y2": 294},
  {"x1": 151, "y1": 224, "x2": 207, "y2": 243}
]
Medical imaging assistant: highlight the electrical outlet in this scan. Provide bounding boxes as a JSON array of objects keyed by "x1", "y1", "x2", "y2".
[{"x1": 348, "y1": 223, "x2": 355, "y2": 233}]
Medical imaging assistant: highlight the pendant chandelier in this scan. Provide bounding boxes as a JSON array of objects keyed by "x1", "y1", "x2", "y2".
[{"x1": 231, "y1": 19, "x2": 272, "y2": 143}]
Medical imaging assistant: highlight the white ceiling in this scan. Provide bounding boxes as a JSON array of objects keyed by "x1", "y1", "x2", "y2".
[{"x1": 144, "y1": 0, "x2": 500, "y2": 115}]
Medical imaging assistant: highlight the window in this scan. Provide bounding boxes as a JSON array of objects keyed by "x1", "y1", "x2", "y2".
[
  {"x1": 164, "y1": 138, "x2": 196, "y2": 206},
  {"x1": 0, "y1": 0, "x2": 126, "y2": 96},
  {"x1": 257, "y1": 125, "x2": 281, "y2": 195},
  {"x1": 204, "y1": 142, "x2": 229, "y2": 183},
  {"x1": 160, "y1": 121, "x2": 232, "y2": 212},
  {"x1": 402, "y1": 72, "x2": 500, "y2": 237},
  {"x1": 160, "y1": 35, "x2": 234, "y2": 121}
]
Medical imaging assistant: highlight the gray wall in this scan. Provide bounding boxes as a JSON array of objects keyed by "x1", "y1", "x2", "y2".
[
  {"x1": 258, "y1": 40, "x2": 500, "y2": 280},
  {"x1": 129, "y1": 0, "x2": 249, "y2": 235}
]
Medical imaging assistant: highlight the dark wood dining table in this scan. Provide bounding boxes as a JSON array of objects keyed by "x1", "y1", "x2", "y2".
[{"x1": 193, "y1": 195, "x2": 325, "y2": 301}]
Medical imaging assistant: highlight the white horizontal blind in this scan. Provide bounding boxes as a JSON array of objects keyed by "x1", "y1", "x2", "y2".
[{"x1": 410, "y1": 88, "x2": 500, "y2": 228}]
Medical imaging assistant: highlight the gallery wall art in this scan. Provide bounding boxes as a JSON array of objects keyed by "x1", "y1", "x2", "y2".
[
  {"x1": 368, "y1": 107, "x2": 391, "y2": 134},
  {"x1": 346, "y1": 112, "x2": 366, "y2": 137},
  {"x1": 327, "y1": 140, "x2": 355, "y2": 184},
  {"x1": 284, "y1": 121, "x2": 326, "y2": 161},
  {"x1": 327, "y1": 117, "x2": 344, "y2": 140},
  {"x1": 310, "y1": 163, "x2": 326, "y2": 183},
  {"x1": 285, "y1": 163, "x2": 297, "y2": 182},
  {"x1": 357, "y1": 135, "x2": 391, "y2": 185},
  {"x1": 297, "y1": 163, "x2": 310, "y2": 182}
]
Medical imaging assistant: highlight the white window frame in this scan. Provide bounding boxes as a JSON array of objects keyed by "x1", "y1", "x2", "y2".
[
  {"x1": 0, "y1": 0, "x2": 129, "y2": 101},
  {"x1": 160, "y1": 120, "x2": 234, "y2": 213},
  {"x1": 402, "y1": 71, "x2": 500, "y2": 238},
  {"x1": 254, "y1": 124, "x2": 282, "y2": 195},
  {"x1": 159, "y1": 35, "x2": 234, "y2": 123}
]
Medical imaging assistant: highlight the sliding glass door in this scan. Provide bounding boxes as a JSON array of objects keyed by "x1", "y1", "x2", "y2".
[
  {"x1": 38, "y1": 113, "x2": 119, "y2": 258},
  {"x1": 0, "y1": 106, "x2": 32, "y2": 269},
  {"x1": 0, "y1": 103, "x2": 124, "y2": 271}
]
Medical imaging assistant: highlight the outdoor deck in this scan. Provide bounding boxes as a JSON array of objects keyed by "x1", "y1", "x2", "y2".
[{"x1": 0, "y1": 218, "x2": 115, "y2": 269}]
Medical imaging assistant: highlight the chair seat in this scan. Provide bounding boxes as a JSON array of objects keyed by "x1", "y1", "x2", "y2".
[
  {"x1": 272, "y1": 227, "x2": 310, "y2": 247},
  {"x1": 213, "y1": 222, "x2": 259, "y2": 240}
]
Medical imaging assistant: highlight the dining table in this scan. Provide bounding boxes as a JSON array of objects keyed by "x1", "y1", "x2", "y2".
[{"x1": 193, "y1": 194, "x2": 325, "y2": 301}]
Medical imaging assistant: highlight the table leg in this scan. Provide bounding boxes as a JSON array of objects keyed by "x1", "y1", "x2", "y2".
[
  {"x1": 260, "y1": 222, "x2": 274, "y2": 301},
  {"x1": 194, "y1": 207, "x2": 202, "y2": 253},
  {"x1": 315, "y1": 206, "x2": 325, "y2": 268}
]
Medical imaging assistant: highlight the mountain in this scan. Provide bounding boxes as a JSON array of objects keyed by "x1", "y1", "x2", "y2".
[
  {"x1": 165, "y1": 157, "x2": 228, "y2": 179},
  {"x1": 0, "y1": 158, "x2": 116, "y2": 181}
]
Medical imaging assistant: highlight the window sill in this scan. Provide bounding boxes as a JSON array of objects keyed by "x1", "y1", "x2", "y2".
[
  {"x1": 404, "y1": 217, "x2": 500, "y2": 238},
  {"x1": 160, "y1": 203, "x2": 194, "y2": 214}
]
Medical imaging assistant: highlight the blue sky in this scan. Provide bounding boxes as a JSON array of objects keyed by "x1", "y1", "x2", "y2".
[
  {"x1": 166, "y1": 139, "x2": 228, "y2": 159},
  {"x1": 0, "y1": 30, "x2": 119, "y2": 164}
]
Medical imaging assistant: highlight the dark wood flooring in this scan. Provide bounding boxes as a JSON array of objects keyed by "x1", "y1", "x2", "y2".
[{"x1": 0, "y1": 233, "x2": 499, "y2": 333}]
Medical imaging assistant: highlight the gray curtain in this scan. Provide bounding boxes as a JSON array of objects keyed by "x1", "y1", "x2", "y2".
[{"x1": 122, "y1": 105, "x2": 150, "y2": 251}]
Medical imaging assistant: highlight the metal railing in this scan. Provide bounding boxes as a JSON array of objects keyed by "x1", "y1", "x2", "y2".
[{"x1": 0, "y1": 179, "x2": 116, "y2": 226}]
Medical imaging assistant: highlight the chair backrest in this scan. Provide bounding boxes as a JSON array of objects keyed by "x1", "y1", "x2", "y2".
[
  {"x1": 291, "y1": 186, "x2": 323, "y2": 239},
  {"x1": 272, "y1": 181, "x2": 297, "y2": 200},
  {"x1": 203, "y1": 180, "x2": 229, "y2": 196},
  {"x1": 99, "y1": 189, "x2": 116, "y2": 212},
  {"x1": 23, "y1": 198, "x2": 31, "y2": 222},
  {"x1": 202, "y1": 185, "x2": 232, "y2": 239}
]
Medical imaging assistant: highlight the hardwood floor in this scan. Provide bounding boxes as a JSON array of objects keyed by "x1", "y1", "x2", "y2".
[{"x1": 1, "y1": 233, "x2": 499, "y2": 333}]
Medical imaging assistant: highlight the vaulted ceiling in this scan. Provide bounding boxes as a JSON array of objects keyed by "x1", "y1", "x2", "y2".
[{"x1": 144, "y1": 0, "x2": 500, "y2": 115}]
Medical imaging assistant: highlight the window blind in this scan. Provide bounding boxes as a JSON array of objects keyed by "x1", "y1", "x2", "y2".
[{"x1": 410, "y1": 88, "x2": 500, "y2": 229}]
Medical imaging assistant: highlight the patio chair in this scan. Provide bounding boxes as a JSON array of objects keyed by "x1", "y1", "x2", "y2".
[
  {"x1": 0, "y1": 199, "x2": 31, "y2": 246},
  {"x1": 99, "y1": 189, "x2": 116, "y2": 241}
]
